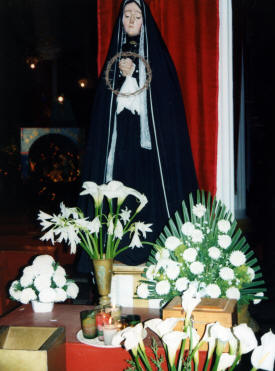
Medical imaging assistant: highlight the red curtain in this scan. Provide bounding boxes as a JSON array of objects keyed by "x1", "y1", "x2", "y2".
[{"x1": 97, "y1": 0, "x2": 219, "y2": 196}]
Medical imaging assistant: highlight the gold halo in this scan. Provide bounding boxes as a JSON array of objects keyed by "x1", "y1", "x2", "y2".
[{"x1": 105, "y1": 51, "x2": 152, "y2": 97}]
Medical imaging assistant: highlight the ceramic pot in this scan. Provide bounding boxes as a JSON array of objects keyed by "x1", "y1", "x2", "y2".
[{"x1": 31, "y1": 300, "x2": 54, "y2": 313}]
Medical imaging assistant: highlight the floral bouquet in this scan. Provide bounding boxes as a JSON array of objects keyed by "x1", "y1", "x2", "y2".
[
  {"x1": 37, "y1": 180, "x2": 152, "y2": 260},
  {"x1": 9, "y1": 254, "x2": 79, "y2": 305},
  {"x1": 137, "y1": 190, "x2": 267, "y2": 307},
  {"x1": 112, "y1": 287, "x2": 275, "y2": 371}
]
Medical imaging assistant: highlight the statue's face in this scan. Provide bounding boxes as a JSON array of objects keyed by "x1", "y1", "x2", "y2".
[{"x1": 123, "y1": 2, "x2": 143, "y2": 37}]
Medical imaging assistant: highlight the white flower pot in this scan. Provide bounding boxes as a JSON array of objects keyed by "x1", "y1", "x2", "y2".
[{"x1": 31, "y1": 300, "x2": 54, "y2": 313}]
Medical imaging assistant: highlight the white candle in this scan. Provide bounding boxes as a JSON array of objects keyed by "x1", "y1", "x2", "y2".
[{"x1": 103, "y1": 324, "x2": 117, "y2": 346}]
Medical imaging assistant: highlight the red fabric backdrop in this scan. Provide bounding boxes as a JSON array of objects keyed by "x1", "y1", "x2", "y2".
[{"x1": 97, "y1": 0, "x2": 219, "y2": 196}]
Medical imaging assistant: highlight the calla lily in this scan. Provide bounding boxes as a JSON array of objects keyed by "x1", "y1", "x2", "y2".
[
  {"x1": 181, "y1": 286, "x2": 201, "y2": 324},
  {"x1": 251, "y1": 330, "x2": 275, "y2": 371},
  {"x1": 123, "y1": 329, "x2": 139, "y2": 354},
  {"x1": 80, "y1": 181, "x2": 103, "y2": 206},
  {"x1": 162, "y1": 331, "x2": 188, "y2": 366},
  {"x1": 144, "y1": 318, "x2": 182, "y2": 338},
  {"x1": 233, "y1": 323, "x2": 258, "y2": 355},
  {"x1": 217, "y1": 353, "x2": 236, "y2": 371},
  {"x1": 210, "y1": 323, "x2": 232, "y2": 344},
  {"x1": 228, "y1": 331, "x2": 238, "y2": 355}
]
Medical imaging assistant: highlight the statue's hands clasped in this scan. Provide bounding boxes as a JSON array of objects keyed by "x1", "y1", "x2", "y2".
[{"x1": 119, "y1": 58, "x2": 135, "y2": 77}]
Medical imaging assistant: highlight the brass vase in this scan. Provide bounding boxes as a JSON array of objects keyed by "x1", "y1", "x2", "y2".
[{"x1": 92, "y1": 258, "x2": 113, "y2": 306}]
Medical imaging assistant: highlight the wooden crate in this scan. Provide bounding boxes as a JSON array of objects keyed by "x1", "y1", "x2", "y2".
[{"x1": 162, "y1": 296, "x2": 237, "y2": 350}]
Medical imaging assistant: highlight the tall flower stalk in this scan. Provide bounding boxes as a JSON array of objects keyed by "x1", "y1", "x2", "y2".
[{"x1": 38, "y1": 180, "x2": 152, "y2": 260}]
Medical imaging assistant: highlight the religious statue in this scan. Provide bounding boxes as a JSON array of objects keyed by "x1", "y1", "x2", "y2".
[{"x1": 78, "y1": 0, "x2": 198, "y2": 269}]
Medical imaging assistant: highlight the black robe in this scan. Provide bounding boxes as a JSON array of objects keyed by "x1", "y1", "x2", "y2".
[{"x1": 77, "y1": 0, "x2": 198, "y2": 271}]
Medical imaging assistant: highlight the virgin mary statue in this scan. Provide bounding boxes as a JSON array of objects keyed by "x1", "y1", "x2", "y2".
[{"x1": 78, "y1": 0, "x2": 198, "y2": 268}]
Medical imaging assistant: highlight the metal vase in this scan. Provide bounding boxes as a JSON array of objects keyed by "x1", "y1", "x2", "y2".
[{"x1": 92, "y1": 258, "x2": 113, "y2": 306}]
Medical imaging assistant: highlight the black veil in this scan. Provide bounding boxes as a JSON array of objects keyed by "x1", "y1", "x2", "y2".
[{"x1": 78, "y1": 0, "x2": 198, "y2": 270}]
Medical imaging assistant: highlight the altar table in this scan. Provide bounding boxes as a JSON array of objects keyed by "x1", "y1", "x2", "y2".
[{"x1": 0, "y1": 304, "x2": 160, "y2": 371}]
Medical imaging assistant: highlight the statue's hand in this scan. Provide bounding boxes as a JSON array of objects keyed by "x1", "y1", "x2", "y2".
[{"x1": 119, "y1": 58, "x2": 135, "y2": 77}]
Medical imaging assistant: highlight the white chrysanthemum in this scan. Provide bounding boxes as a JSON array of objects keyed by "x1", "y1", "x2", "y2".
[
  {"x1": 217, "y1": 219, "x2": 231, "y2": 233},
  {"x1": 55, "y1": 265, "x2": 66, "y2": 276},
  {"x1": 166, "y1": 264, "x2": 180, "y2": 280},
  {"x1": 192, "y1": 203, "x2": 206, "y2": 218},
  {"x1": 20, "y1": 273, "x2": 34, "y2": 288},
  {"x1": 181, "y1": 222, "x2": 195, "y2": 236},
  {"x1": 146, "y1": 265, "x2": 156, "y2": 280},
  {"x1": 39, "y1": 287, "x2": 57, "y2": 303},
  {"x1": 20, "y1": 288, "x2": 37, "y2": 304},
  {"x1": 190, "y1": 229, "x2": 204, "y2": 243},
  {"x1": 175, "y1": 277, "x2": 189, "y2": 292},
  {"x1": 218, "y1": 235, "x2": 232, "y2": 249},
  {"x1": 208, "y1": 246, "x2": 221, "y2": 260},
  {"x1": 253, "y1": 292, "x2": 264, "y2": 304},
  {"x1": 219, "y1": 267, "x2": 235, "y2": 281},
  {"x1": 32, "y1": 254, "x2": 55, "y2": 267},
  {"x1": 22, "y1": 265, "x2": 36, "y2": 279},
  {"x1": 205, "y1": 284, "x2": 221, "y2": 298},
  {"x1": 9, "y1": 281, "x2": 21, "y2": 300},
  {"x1": 165, "y1": 236, "x2": 182, "y2": 251},
  {"x1": 155, "y1": 248, "x2": 170, "y2": 261},
  {"x1": 155, "y1": 280, "x2": 170, "y2": 295},
  {"x1": 182, "y1": 248, "x2": 197, "y2": 262},
  {"x1": 137, "y1": 283, "x2": 149, "y2": 299},
  {"x1": 53, "y1": 272, "x2": 66, "y2": 287},
  {"x1": 34, "y1": 274, "x2": 52, "y2": 292},
  {"x1": 226, "y1": 287, "x2": 240, "y2": 300},
  {"x1": 54, "y1": 288, "x2": 67, "y2": 302},
  {"x1": 247, "y1": 267, "x2": 255, "y2": 281},
  {"x1": 66, "y1": 282, "x2": 79, "y2": 299},
  {"x1": 230, "y1": 251, "x2": 246, "y2": 267},
  {"x1": 190, "y1": 261, "x2": 204, "y2": 275}
]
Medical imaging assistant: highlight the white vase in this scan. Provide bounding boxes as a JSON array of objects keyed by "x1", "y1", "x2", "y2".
[{"x1": 31, "y1": 300, "x2": 54, "y2": 313}]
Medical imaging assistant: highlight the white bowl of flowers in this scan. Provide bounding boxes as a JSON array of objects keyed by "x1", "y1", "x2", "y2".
[{"x1": 9, "y1": 254, "x2": 79, "y2": 312}]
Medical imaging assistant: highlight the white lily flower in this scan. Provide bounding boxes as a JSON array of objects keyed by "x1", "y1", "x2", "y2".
[
  {"x1": 107, "y1": 217, "x2": 114, "y2": 235},
  {"x1": 210, "y1": 323, "x2": 232, "y2": 344},
  {"x1": 228, "y1": 331, "x2": 238, "y2": 355},
  {"x1": 217, "y1": 353, "x2": 236, "y2": 371},
  {"x1": 136, "y1": 194, "x2": 148, "y2": 212},
  {"x1": 200, "y1": 323, "x2": 217, "y2": 358},
  {"x1": 101, "y1": 180, "x2": 126, "y2": 200},
  {"x1": 40, "y1": 229, "x2": 55, "y2": 245},
  {"x1": 251, "y1": 330, "x2": 275, "y2": 371},
  {"x1": 114, "y1": 219, "x2": 124, "y2": 239},
  {"x1": 119, "y1": 207, "x2": 131, "y2": 224},
  {"x1": 135, "y1": 221, "x2": 152, "y2": 238},
  {"x1": 129, "y1": 231, "x2": 142, "y2": 248},
  {"x1": 60, "y1": 202, "x2": 79, "y2": 219},
  {"x1": 111, "y1": 330, "x2": 125, "y2": 346},
  {"x1": 162, "y1": 331, "x2": 188, "y2": 366},
  {"x1": 85, "y1": 217, "x2": 101, "y2": 234},
  {"x1": 80, "y1": 181, "x2": 104, "y2": 206},
  {"x1": 144, "y1": 318, "x2": 181, "y2": 338},
  {"x1": 181, "y1": 286, "x2": 201, "y2": 322},
  {"x1": 37, "y1": 210, "x2": 52, "y2": 221},
  {"x1": 233, "y1": 323, "x2": 258, "y2": 355}
]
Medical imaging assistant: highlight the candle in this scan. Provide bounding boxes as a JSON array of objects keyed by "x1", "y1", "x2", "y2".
[
  {"x1": 103, "y1": 323, "x2": 118, "y2": 346},
  {"x1": 105, "y1": 304, "x2": 121, "y2": 321},
  {"x1": 80, "y1": 310, "x2": 97, "y2": 339},
  {"x1": 96, "y1": 310, "x2": 111, "y2": 341}
]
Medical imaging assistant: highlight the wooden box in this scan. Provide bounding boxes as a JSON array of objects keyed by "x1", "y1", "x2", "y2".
[
  {"x1": 0, "y1": 326, "x2": 65, "y2": 371},
  {"x1": 162, "y1": 297, "x2": 237, "y2": 350}
]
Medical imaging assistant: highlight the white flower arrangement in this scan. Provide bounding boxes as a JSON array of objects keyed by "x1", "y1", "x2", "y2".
[
  {"x1": 9, "y1": 254, "x2": 79, "y2": 304},
  {"x1": 37, "y1": 180, "x2": 152, "y2": 259},
  {"x1": 114, "y1": 287, "x2": 275, "y2": 371},
  {"x1": 137, "y1": 190, "x2": 267, "y2": 307}
]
